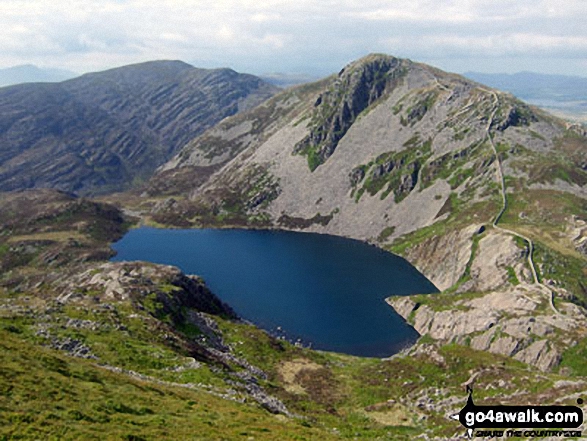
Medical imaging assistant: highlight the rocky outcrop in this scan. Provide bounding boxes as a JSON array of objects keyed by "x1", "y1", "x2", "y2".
[
  {"x1": 469, "y1": 231, "x2": 529, "y2": 291},
  {"x1": 569, "y1": 216, "x2": 587, "y2": 258},
  {"x1": 402, "y1": 225, "x2": 479, "y2": 291},
  {"x1": 57, "y1": 262, "x2": 237, "y2": 320},
  {"x1": 293, "y1": 55, "x2": 406, "y2": 170},
  {"x1": 390, "y1": 296, "x2": 500, "y2": 341},
  {"x1": 349, "y1": 167, "x2": 366, "y2": 186},
  {"x1": 491, "y1": 102, "x2": 538, "y2": 131},
  {"x1": 389, "y1": 284, "x2": 585, "y2": 371},
  {"x1": 227, "y1": 377, "x2": 292, "y2": 416},
  {"x1": 47, "y1": 261, "x2": 293, "y2": 415},
  {"x1": 513, "y1": 340, "x2": 561, "y2": 372},
  {"x1": 36, "y1": 333, "x2": 98, "y2": 359}
]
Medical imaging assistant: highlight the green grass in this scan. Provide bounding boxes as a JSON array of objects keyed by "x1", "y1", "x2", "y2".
[
  {"x1": 533, "y1": 241, "x2": 587, "y2": 305},
  {"x1": 559, "y1": 336, "x2": 587, "y2": 376},
  {"x1": 377, "y1": 226, "x2": 396, "y2": 242},
  {"x1": 216, "y1": 318, "x2": 298, "y2": 374},
  {"x1": 0, "y1": 329, "x2": 331, "y2": 441},
  {"x1": 447, "y1": 166, "x2": 476, "y2": 189},
  {"x1": 388, "y1": 220, "x2": 449, "y2": 256},
  {"x1": 506, "y1": 266, "x2": 520, "y2": 286},
  {"x1": 307, "y1": 149, "x2": 322, "y2": 172},
  {"x1": 458, "y1": 232, "x2": 482, "y2": 285},
  {"x1": 403, "y1": 290, "x2": 486, "y2": 313}
]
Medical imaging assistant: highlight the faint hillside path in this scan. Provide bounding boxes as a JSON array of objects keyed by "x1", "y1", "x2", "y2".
[{"x1": 480, "y1": 89, "x2": 562, "y2": 316}]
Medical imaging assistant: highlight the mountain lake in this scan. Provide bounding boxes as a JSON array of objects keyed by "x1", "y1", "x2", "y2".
[{"x1": 111, "y1": 227, "x2": 438, "y2": 357}]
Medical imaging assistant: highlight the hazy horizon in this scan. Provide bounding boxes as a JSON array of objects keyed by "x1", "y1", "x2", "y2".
[{"x1": 2, "y1": 58, "x2": 587, "y2": 85}]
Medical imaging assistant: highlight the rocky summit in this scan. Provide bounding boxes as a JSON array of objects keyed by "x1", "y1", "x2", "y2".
[{"x1": 0, "y1": 54, "x2": 586, "y2": 439}]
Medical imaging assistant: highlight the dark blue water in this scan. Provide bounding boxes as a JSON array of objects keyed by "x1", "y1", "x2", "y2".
[{"x1": 111, "y1": 227, "x2": 438, "y2": 357}]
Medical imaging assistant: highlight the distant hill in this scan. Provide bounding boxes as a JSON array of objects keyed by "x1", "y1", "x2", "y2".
[
  {"x1": 0, "y1": 61, "x2": 278, "y2": 195},
  {"x1": 260, "y1": 73, "x2": 319, "y2": 88},
  {"x1": 465, "y1": 71, "x2": 587, "y2": 122},
  {"x1": 0, "y1": 64, "x2": 78, "y2": 87}
]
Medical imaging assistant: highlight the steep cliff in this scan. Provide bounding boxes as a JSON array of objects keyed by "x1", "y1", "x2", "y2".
[{"x1": 389, "y1": 284, "x2": 586, "y2": 371}]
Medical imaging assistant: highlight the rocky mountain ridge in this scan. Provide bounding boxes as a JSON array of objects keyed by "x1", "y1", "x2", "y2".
[
  {"x1": 0, "y1": 61, "x2": 278, "y2": 195},
  {"x1": 150, "y1": 54, "x2": 573, "y2": 237}
]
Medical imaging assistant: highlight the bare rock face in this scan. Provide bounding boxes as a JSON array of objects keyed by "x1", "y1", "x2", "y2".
[
  {"x1": 294, "y1": 55, "x2": 405, "y2": 169},
  {"x1": 391, "y1": 297, "x2": 419, "y2": 319},
  {"x1": 412, "y1": 305, "x2": 500, "y2": 340},
  {"x1": 389, "y1": 284, "x2": 586, "y2": 371},
  {"x1": 514, "y1": 340, "x2": 561, "y2": 372},
  {"x1": 402, "y1": 225, "x2": 479, "y2": 291},
  {"x1": 466, "y1": 290, "x2": 538, "y2": 313},
  {"x1": 470, "y1": 231, "x2": 528, "y2": 291},
  {"x1": 568, "y1": 216, "x2": 587, "y2": 257},
  {"x1": 57, "y1": 261, "x2": 237, "y2": 319},
  {"x1": 404, "y1": 229, "x2": 530, "y2": 295},
  {"x1": 491, "y1": 102, "x2": 538, "y2": 131}
]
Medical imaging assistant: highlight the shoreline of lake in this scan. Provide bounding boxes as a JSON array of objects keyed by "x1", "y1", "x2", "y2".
[{"x1": 111, "y1": 227, "x2": 439, "y2": 357}]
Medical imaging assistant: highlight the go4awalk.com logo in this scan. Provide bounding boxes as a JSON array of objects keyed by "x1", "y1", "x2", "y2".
[{"x1": 450, "y1": 392, "x2": 584, "y2": 438}]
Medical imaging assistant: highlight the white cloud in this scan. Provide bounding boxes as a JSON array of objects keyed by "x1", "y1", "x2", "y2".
[
  {"x1": 348, "y1": 4, "x2": 477, "y2": 24},
  {"x1": 0, "y1": 0, "x2": 584, "y2": 76},
  {"x1": 380, "y1": 33, "x2": 587, "y2": 58},
  {"x1": 347, "y1": 0, "x2": 585, "y2": 24},
  {"x1": 250, "y1": 12, "x2": 282, "y2": 23}
]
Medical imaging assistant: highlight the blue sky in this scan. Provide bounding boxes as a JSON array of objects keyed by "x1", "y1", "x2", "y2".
[{"x1": 0, "y1": 0, "x2": 585, "y2": 77}]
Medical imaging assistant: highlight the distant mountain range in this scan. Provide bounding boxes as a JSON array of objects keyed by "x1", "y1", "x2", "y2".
[
  {"x1": 0, "y1": 61, "x2": 278, "y2": 195},
  {"x1": 464, "y1": 71, "x2": 587, "y2": 102},
  {"x1": 260, "y1": 72, "x2": 319, "y2": 88},
  {"x1": 0, "y1": 64, "x2": 78, "y2": 87},
  {"x1": 465, "y1": 71, "x2": 587, "y2": 121}
]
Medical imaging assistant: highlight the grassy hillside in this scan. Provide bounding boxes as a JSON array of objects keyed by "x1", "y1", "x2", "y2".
[{"x1": 0, "y1": 186, "x2": 585, "y2": 439}]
